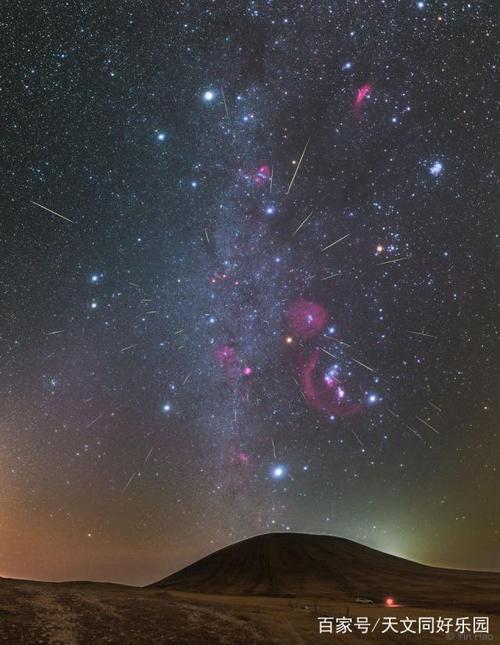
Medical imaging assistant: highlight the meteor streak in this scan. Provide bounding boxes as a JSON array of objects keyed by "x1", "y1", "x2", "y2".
[
  {"x1": 30, "y1": 200, "x2": 75, "y2": 223},
  {"x1": 351, "y1": 357, "x2": 375, "y2": 372},
  {"x1": 408, "y1": 330, "x2": 437, "y2": 339},
  {"x1": 321, "y1": 233, "x2": 350, "y2": 252},
  {"x1": 286, "y1": 138, "x2": 310, "y2": 194},
  {"x1": 292, "y1": 211, "x2": 313, "y2": 237},
  {"x1": 123, "y1": 473, "x2": 136, "y2": 492},
  {"x1": 416, "y1": 415, "x2": 440, "y2": 434},
  {"x1": 378, "y1": 256, "x2": 410, "y2": 266}
]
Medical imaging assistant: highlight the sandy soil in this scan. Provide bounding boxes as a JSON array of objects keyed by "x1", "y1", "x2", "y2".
[{"x1": 0, "y1": 578, "x2": 498, "y2": 644}]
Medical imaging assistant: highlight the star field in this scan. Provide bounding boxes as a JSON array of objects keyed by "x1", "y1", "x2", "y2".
[{"x1": 0, "y1": 2, "x2": 498, "y2": 585}]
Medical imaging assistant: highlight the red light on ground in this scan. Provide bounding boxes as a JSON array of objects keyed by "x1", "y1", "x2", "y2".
[{"x1": 385, "y1": 597, "x2": 395, "y2": 607}]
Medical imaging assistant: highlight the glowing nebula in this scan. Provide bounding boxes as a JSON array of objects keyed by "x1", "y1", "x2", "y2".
[
  {"x1": 215, "y1": 344, "x2": 237, "y2": 367},
  {"x1": 235, "y1": 451, "x2": 250, "y2": 465},
  {"x1": 255, "y1": 164, "x2": 271, "y2": 186},
  {"x1": 215, "y1": 345, "x2": 254, "y2": 380},
  {"x1": 300, "y1": 349, "x2": 362, "y2": 417},
  {"x1": 353, "y1": 83, "x2": 373, "y2": 120},
  {"x1": 286, "y1": 299, "x2": 328, "y2": 341},
  {"x1": 215, "y1": 344, "x2": 241, "y2": 379}
]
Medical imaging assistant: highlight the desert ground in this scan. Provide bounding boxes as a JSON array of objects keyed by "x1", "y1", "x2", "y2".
[
  {"x1": 0, "y1": 579, "x2": 498, "y2": 644},
  {"x1": 1, "y1": 533, "x2": 498, "y2": 644}
]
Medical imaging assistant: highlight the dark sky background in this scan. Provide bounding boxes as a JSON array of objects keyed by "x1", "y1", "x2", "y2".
[{"x1": 1, "y1": 2, "x2": 498, "y2": 586}]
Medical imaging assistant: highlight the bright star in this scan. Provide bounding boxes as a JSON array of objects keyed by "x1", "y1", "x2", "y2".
[
  {"x1": 163, "y1": 403, "x2": 172, "y2": 413},
  {"x1": 156, "y1": 132, "x2": 166, "y2": 141},
  {"x1": 203, "y1": 90, "x2": 214, "y2": 101},
  {"x1": 271, "y1": 465, "x2": 286, "y2": 479}
]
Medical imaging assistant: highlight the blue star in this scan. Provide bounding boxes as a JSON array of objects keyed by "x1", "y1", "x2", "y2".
[{"x1": 271, "y1": 465, "x2": 286, "y2": 479}]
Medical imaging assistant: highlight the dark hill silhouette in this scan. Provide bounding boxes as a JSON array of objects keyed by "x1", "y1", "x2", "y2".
[
  {"x1": 2, "y1": 534, "x2": 499, "y2": 641},
  {"x1": 151, "y1": 532, "x2": 500, "y2": 611}
]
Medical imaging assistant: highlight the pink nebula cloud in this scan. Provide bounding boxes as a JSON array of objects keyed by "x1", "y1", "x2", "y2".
[
  {"x1": 286, "y1": 299, "x2": 328, "y2": 341},
  {"x1": 300, "y1": 349, "x2": 362, "y2": 417},
  {"x1": 255, "y1": 164, "x2": 271, "y2": 186},
  {"x1": 353, "y1": 83, "x2": 373, "y2": 120},
  {"x1": 215, "y1": 344, "x2": 237, "y2": 367}
]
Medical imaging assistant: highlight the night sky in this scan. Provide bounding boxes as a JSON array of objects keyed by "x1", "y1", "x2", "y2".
[{"x1": 1, "y1": 2, "x2": 498, "y2": 586}]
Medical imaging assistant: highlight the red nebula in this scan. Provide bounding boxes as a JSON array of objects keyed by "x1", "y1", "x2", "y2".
[
  {"x1": 235, "y1": 451, "x2": 250, "y2": 465},
  {"x1": 354, "y1": 83, "x2": 373, "y2": 120},
  {"x1": 286, "y1": 299, "x2": 328, "y2": 341},
  {"x1": 215, "y1": 345, "x2": 254, "y2": 380},
  {"x1": 300, "y1": 349, "x2": 362, "y2": 417},
  {"x1": 255, "y1": 164, "x2": 271, "y2": 186},
  {"x1": 222, "y1": 444, "x2": 255, "y2": 486},
  {"x1": 215, "y1": 344, "x2": 238, "y2": 367}
]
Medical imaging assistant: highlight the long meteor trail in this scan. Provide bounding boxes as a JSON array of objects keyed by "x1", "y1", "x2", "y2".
[
  {"x1": 30, "y1": 201, "x2": 75, "y2": 223},
  {"x1": 286, "y1": 138, "x2": 310, "y2": 194},
  {"x1": 321, "y1": 233, "x2": 350, "y2": 252}
]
